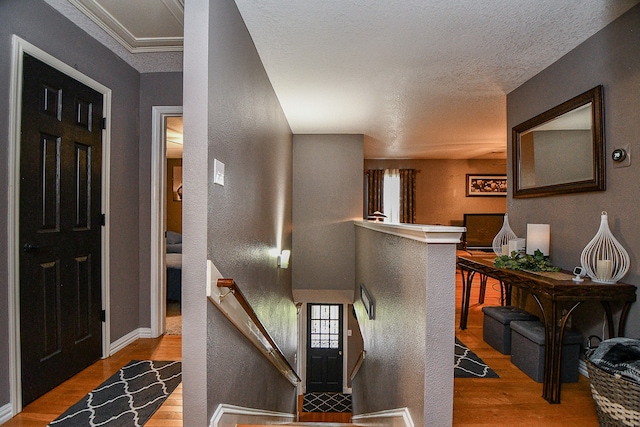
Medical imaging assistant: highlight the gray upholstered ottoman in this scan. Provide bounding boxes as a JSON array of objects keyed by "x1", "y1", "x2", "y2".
[
  {"x1": 510, "y1": 320, "x2": 583, "y2": 383},
  {"x1": 482, "y1": 306, "x2": 538, "y2": 354}
]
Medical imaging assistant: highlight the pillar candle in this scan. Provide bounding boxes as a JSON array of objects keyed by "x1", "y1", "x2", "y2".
[
  {"x1": 526, "y1": 224, "x2": 550, "y2": 256},
  {"x1": 596, "y1": 259, "x2": 613, "y2": 282}
]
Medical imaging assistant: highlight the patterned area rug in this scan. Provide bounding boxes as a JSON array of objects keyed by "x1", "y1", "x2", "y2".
[
  {"x1": 303, "y1": 392, "x2": 352, "y2": 413},
  {"x1": 455, "y1": 338, "x2": 499, "y2": 378},
  {"x1": 47, "y1": 360, "x2": 181, "y2": 427}
]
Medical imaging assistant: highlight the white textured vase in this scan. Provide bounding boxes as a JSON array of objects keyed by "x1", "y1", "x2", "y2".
[
  {"x1": 492, "y1": 214, "x2": 517, "y2": 256},
  {"x1": 580, "y1": 211, "x2": 630, "y2": 284}
]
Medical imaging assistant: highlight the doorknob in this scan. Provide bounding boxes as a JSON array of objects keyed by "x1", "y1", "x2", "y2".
[
  {"x1": 339, "y1": 351, "x2": 342, "y2": 355},
  {"x1": 23, "y1": 243, "x2": 40, "y2": 252}
]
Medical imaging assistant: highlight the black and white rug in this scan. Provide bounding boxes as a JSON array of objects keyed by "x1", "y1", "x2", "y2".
[
  {"x1": 455, "y1": 338, "x2": 499, "y2": 378},
  {"x1": 303, "y1": 392, "x2": 352, "y2": 413},
  {"x1": 48, "y1": 360, "x2": 181, "y2": 427}
]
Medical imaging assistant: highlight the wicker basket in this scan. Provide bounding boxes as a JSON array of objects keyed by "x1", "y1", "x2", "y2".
[{"x1": 585, "y1": 351, "x2": 640, "y2": 426}]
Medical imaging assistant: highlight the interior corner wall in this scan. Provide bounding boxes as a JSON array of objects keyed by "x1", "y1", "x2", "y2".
[
  {"x1": 364, "y1": 159, "x2": 507, "y2": 226},
  {"x1": 138, "y1": 72, "x2": 183, "y2": 328},
  {"x1": 507, "y1": 4, "x2": 640, "y2": 340},
  {"x1": 292, "y1": 134, "x2": 364, "y2": 302},
  {"x1": 353, "y1": 227, "x2": 427, "y2": 426},
  {"x1": 183, "y1": 0, "x2": 296, "y2": 424},
  {"x1": 0, "y1": 0, "x2": 143, "y2": 408}
]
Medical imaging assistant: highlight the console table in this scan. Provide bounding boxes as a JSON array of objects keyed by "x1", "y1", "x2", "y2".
[{"x1": 457, "y1": 255, "x2": 637, "y2": 404}]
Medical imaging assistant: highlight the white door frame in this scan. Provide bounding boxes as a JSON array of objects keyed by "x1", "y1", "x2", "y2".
[
  {"x1": 150, "y1": 106, "x2": 183, "y2": 337},
  {"x1": 298, "y1": 302, "x2": 351, "y2": 394},
  {"x1": 7, "y1": 35, "x2": 112, "y2": 415}
]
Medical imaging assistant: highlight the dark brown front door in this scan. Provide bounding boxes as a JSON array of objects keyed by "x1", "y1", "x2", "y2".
[
  {"x1": 19, "y1": 53, "x2": 103, "y2": 405},
  {"x1": 307, "y1": 304, "x2": 343, "y2": 392}
]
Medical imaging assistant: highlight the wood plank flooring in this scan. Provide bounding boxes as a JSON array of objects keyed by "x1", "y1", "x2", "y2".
[
  {"x1": 2, "y1": 270, "x2": 600, "y2": 426},
  {"x1": 453, "y1": 270, "x2": 599, "y2": 426},
  {"x1": 1, "y1": 335, "x2": 182, "y2": 427}
]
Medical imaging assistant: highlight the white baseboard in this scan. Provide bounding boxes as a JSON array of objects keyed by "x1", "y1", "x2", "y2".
[
  {"x1": 109, "y1": 328, "x2": 152, "y2": 356},
  {"x1": 352, "y1": 407, "x2": 414, "y2": 427},
  {"x1": 209, "y1": 404, "x2": 295, "y2": 427},
  {"x1": 0, "y1": 402, "x2": 13, "y2": 424}
]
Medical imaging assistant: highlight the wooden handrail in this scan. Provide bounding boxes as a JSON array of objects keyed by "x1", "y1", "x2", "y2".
[
  {"x1": 350, "y1": 349, "x2": 366, "y2": 380},
  {"x1": 210, "y1": 278, "x2": 301, "y2": 385}
]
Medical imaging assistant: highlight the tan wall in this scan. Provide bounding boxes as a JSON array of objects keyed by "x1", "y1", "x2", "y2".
[
  {"x1": 364, "y1": 159, "x2": 507, "y2": 226},
  {"x1": 166, "y1": 158, "x2": 182, "y2": 234}
]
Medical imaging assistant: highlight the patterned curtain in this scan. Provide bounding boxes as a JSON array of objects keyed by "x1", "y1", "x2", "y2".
[
  {"x1": 366, "y1": 169, "x2": 384, "y2": 217},
  {"x1": 400, "y1": 169, "x2": 416, "y2": 224}
]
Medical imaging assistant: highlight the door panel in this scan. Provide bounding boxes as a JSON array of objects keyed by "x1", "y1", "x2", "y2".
[
  {"x1": 20, "y1": 53, "x2": 103, "y2": 405},
  {"x1": 306, "y1": 304, "x2": 343, "y2": 392}
]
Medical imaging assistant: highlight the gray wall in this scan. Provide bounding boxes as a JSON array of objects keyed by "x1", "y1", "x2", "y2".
[
  {"x1": 352, "y1": 226, "x2": 457, "y2": 426},
  {"x1": 182, "y1": 0, "x2": 296, "y2": 424},
  {"x1": 507, "y1": 4, "x2": 640, "y2": 340},
  {"x1": 292, "y1": 134, "x2": 364, "y2": 303},
  {"x1": 138, "y1": 72, "x2": 183, "y2": 328},
  {"x1": 0, "y1": 0, "x2": 142, "y2": 407}
]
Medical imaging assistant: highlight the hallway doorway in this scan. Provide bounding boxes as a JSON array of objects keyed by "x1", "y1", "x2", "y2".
[
  {"x1": 306, "y1": 303, "x2": 343, "y2": 392},
  {"x1": 150, "y1": 106, "x2": 183, "y2": 337}
]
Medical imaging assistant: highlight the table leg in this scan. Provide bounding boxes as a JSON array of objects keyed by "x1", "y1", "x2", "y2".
[
  {"x1": 478, "y1": 274, "x2": 488, "y2": 304},
  {"x1": 600, "y1": 301, "x2": 615, "y2": 339},
  {"x1": 618, "y1": 302, "x2": 633, "y2": 337},
  {"x1": 501, "y1": 281, "x2": 512, "y2": 306},
  {"x1": 459, "y1": 268, "x2": 476, "y2": 330},
  {"x1": 533, "y1": 294, "x2": 582, "y2": 404}
]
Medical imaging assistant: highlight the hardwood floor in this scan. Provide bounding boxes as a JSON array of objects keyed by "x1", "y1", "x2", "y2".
[
  {"x1": 1, "y1": 335, "x2": 182, "y2": 427},
  {"x1": 2, "y1": 270, "x2": 600, "y2": 426},
  {"x1": 453, "y1": 270, "x2": 599, "y2": 426}
]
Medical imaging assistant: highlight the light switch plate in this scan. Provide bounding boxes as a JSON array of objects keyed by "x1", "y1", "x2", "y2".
[{"x1": 214, "y1": 159, "x2": 225, "y2": 185}]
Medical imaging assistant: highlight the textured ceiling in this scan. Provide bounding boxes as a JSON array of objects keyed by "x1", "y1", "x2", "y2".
[{"x1": 49, "y1": 0, "x2": 639, "y2": 159}]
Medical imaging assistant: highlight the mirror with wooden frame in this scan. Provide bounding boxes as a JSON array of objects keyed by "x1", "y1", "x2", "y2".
[{"x1": 512, "y1": 85, "x2": 605, "y2": 198}]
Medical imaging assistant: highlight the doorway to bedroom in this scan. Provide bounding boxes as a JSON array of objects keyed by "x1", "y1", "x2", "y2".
[
  {"x1": 150, "y1": 106, "x2": 183, "y2": 338},
  {"x1": 165, "y1": 115, "x2": 183, "y2": 335}
]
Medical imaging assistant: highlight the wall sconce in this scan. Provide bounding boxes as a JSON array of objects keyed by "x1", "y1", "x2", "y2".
[{"x1": 278, "y1": 250, "x2": 291, "y2": 269}]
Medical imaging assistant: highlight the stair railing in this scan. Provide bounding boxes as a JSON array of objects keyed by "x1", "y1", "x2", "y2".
[
  {"x1": 208, "y1": 277, "x2": 301, "y2": 386},
  {"x1": 350, "y1": 349, "x2": 366, "y2": 381}
]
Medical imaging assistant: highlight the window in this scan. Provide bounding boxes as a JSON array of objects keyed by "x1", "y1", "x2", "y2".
[
  {"x1": 383, "y1": 169, "x2": 400, "y2": 223},
  {"x1": 309, "y1": 304, "x2": 340, "y2": 349}
]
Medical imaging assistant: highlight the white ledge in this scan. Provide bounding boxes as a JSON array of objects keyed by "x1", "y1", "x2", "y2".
[{"x1": 354, "y1": 220, "x2": 464, "y2": 244}]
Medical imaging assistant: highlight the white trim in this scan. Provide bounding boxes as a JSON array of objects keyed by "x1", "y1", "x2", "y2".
[
  {"x1": 354, "y1": 220, "x2": 464, "y2": 244},
  {"x1": 342, "y1": 302, "x2": 350, "y2": 393},
  {"x1": 297, "y1": 303, "x2": 307, "y2": 394},
  {"x1": 150, "y1": 106, "x2": 183, "y2": 338},
  {"x1": 297, "y1": 302, "x2": 351, "y2": 393},
  {"x1": 209, "y1": 404, "x2": 295, "y2": 427},
  {"x1": 0, "y1": 403, "x2": 13, "y2": 424},
  {"x1": 108, "y1": 328, "x2": 151, "y2": 356},
  {"x1": 352, "y1": 407, "x2": 415, "y2": 427},
  {"x1": 67, "y1": 0, "x2": 184, "y2": 53},
  {"x1": 8, "y1": 36, "x2": 112, "y2": 415}
]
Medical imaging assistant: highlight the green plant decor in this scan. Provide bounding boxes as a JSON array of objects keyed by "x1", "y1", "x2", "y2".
[{"x1": 494, "y1": 249, "x2": 561, "y2": 272}]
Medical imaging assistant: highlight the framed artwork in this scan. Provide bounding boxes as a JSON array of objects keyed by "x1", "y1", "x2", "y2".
[
  {"x1": 466, "y1": 174, "x2": 507, "y2": 197},
  {"x1": 172, "y1": 166, "x2": 183, "y2": 201},
  {"x1": 360, "y1": 284, "x2": 374, "y2": 320}
]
